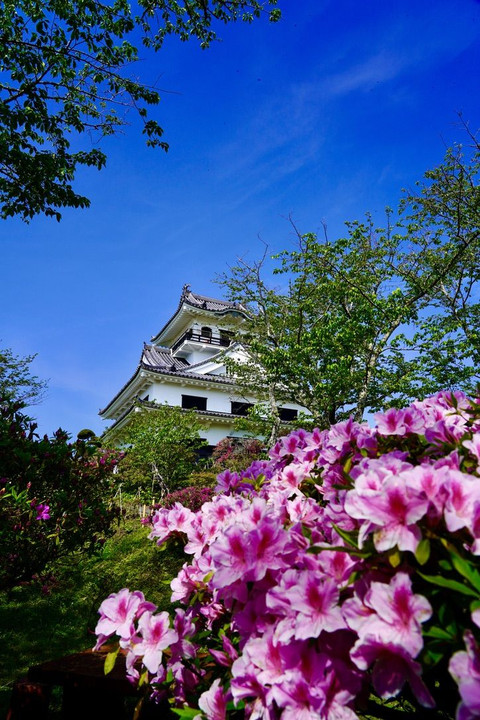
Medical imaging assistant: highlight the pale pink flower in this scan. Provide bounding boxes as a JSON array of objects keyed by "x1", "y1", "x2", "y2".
[
  {"x1": 210, "y1": 514, "x2": 289, "y2": 588},
  {"x1": 130, "y1": 610, "x2": 178, "y2": 675},
  {"x1": 444, "y1": 471, "x2": 480, "y2": 533},
  {"x1": 95, "y1": 589, "x2": 156, "y2": 646},
  {"x1": 375, "y1": 407, "x2": 424, "y2": 436},
  {"x1": 197, "y1": 679, "x2": 227, "y2": 720},
  {"x1": 345, "y1": 475, "x2": 428, "y2": 552},
  {"x1": 449, "y1": 631, "x2": 480, "y2": 720},
  {"x1": 350, "y1": 639, "x2": 434, "y2": 707},
  {"x1": 463, "y1": 435, "x2": 480, "y2": 463},
  {"x1": 359, "y1": 573, "x2": 431, "y2": 657}
]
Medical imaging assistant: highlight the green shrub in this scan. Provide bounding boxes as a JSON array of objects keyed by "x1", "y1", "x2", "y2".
[{"x1": 0, "y1": 399, "x2": 122, "y2": 590}]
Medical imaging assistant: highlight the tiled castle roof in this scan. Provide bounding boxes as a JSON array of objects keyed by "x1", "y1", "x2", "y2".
[
  {"x1": 141, "y1": 344, "x2": 189, "y2": 371},
  {"x1": 181, "y1": 286, "x2": 245, "y2": 313}
]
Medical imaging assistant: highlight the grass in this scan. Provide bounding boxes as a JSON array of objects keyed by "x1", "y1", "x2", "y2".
[{"x1": 0, "y1": 514, "x2": 185, "y2": 717}]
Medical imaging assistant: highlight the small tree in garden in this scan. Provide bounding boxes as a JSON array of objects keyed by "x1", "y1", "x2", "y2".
[
  {"x1": 96, "y1": 390, "x2": 480, "y2": 720},
  {"x1": 0, "y1": 345, "x2": 47, "y2": 406},
  {"x1": 0, "y1": 399, "x2": 122, "y2": 590},
  {"x1": 112, "y1": 404, "x2": 207, "y2": 499},
  {"x1": 212, "y1": 436, "x2": 265, "y2": 471},
  {"x1": 216, "y1": 134, "x2": 480, "y2": 427}
]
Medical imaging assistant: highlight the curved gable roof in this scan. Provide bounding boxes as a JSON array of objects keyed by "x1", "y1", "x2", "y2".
[{"x1": 151, "y1": 284, "x2": 247, "y2": 344}]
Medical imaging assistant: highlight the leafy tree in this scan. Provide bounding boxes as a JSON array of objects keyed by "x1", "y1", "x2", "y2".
[
  {"x1": 0, "y1": 345, "x2": 47, "y2": 405},
  {"x1": 217, "y1": 135, "x2": 480, "y2": 428},
  {"x1": 112, "y1": 403, "x2": 207, "y2": 497},
  {"x1": 0, "y1": 0, "x2": 281, "y2": 222},
  {"x1": 212, "y1": 435, "x2": 264, "y2": 471},
  {"x1": 0, "y1": 398, "x2": 121, "y2": 590}
]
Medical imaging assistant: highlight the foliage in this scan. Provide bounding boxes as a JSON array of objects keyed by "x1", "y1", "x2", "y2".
[
  {"x1": 113, "y1": 403, "x2": 207, "y2": 498},
  {"x1": 0, "y1": 516, "x2": 184, "y2": 716},
  {"x1": 0, "y1": 0, "x2": 281, "y2": 221},
  {"x1": 97, "y1": 390, "x2": 480, "y2": 720},
  {"x1": 233, "y1": 401, "x2": 315, "y2": 446},
  {"x1": 0, "y1": 398, "x2": 122, "y2": 590},
  {"x1": 157, "y1": 486, "x2": 214, "y2": 513},
  {"x1": 212, "y1": 435, "x2": 265, "y2": 471},
  {"x1": 0, "y1": 345, "x2": 47, "y2": 406},
  {"x1": 217, "y1": 135, "x2": 480, "y2": 427},
  {"x1": 187, "y1": 469, "x2": 220, "y2": 488}
]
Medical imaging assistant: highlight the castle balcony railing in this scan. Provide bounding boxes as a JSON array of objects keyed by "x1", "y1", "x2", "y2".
[{"x1": 171, "y1": 330, "x2": 231, "y2": 354}]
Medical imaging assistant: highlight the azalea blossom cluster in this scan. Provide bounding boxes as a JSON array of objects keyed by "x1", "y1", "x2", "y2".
[{"x1": 96, "y1": 391, "x2": 480, "y2": 720}]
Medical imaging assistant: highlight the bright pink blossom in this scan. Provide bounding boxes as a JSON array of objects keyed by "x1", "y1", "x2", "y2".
[
  {"x1": 350, "y1": 639, "x2": 434, "y2": 707},
  {"x1": 35, "y1": 503, "x2": 50, "y2": 520},
  {"x1": 95, "y1": 588, "x2": 156, "y2": 647},
  {"x1": 129, "y1": 610, "x2": 178, "y2": 674},
  {"x1": 197, "y1": 679, "x2": 228, "y2": 720},
  {"x1": 449, "y1": 631, "x2": 480, "y2": 720}
]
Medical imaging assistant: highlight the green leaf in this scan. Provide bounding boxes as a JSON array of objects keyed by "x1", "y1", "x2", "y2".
[
  {"x1": 443, "y1": 544, "x2": 480, "y2": 593},
  {"x1": 414, "y1": 538, "x2": 430, "y2": 565},
  {"x1": 439, "y1": 558, "x2": 453, "y2": 572},
  {"x1": 138, "y1": 669, "x2": 149, "y2": 687},
  {"x1": 226, "y1": 700, "x2": 245, "y2": 712},
  {"x1": 423, "y1": 626, "x2": 455, "y2": 640},
  {"x1": 171, "y1": 708, "x2": 201, "y2": 720},
  {"x1": 423, "y1": 645, "x2": 446, "y2": 666},
  {"x1": 331, "y1": 524, "x2": 359, "y2": 548},
  {"x1": 418, "y1": 572, "x2": 480, "y2": 597},
  {"x1": 388, "y1": 549, "x2": 402, "y2": 568},
  {"x1": 104, "y1": 647, "x2": 119, "y2": 675}
]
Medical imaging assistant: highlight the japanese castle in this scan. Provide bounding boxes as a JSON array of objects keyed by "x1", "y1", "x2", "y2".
[{"x1": 100, "y1": 285, "x2": 304, "y2": 450}]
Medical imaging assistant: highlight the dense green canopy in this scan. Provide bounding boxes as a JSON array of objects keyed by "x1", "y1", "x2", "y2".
[{"x1": 0, "y1": 0, "x2": 280, "y2": 220}]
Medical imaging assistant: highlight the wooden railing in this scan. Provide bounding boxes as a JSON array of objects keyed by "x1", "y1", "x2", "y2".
[{"x1": 171, "y1": 330, "x2": 231, "y2": 353}]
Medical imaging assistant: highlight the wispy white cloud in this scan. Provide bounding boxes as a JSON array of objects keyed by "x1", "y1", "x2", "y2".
[{"x1": 320, "y1": 50, "x2": 411, "y2": 97}]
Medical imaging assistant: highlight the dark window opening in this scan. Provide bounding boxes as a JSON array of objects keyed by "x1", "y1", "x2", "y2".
[
  {"x1": 200, "y1": 326, "x2": 212, "y2": 340},
  {"x1": 196, "y1": 441, "x2": 214, "y2": 459},
  {"x1": 231, "y1": 401, "x2": 254, "y2": 416},
  {"x1": 279, "y1": 407, "x2": 298, "y2": 422},
  {"x1": 182, "y1": 394, "x2": 207, "y2": 411}
]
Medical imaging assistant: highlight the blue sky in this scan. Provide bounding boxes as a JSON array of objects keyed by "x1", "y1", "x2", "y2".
[{"x1": 1, "y1": 0, "x2": 480, "y2": 437}]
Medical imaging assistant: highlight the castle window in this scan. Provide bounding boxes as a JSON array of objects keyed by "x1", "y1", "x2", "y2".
[
  {"x1": 279, "y1": 407, "x2": 298, "y2": 422},
  {"x1": 231, "y1": 401, "x2": 253, "y2": 416},
  {"x1": 200, "y1": 326, "x2": 212, "y2": 340},
  {"x1": 182, "y1": 395, "x2": 207, "y2": 411},
  {"x1": 220, "y1": 330, "x2": 233, "y2": 346}
]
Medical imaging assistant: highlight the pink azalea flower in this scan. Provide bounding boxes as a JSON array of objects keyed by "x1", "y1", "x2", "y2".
[
  {"x1": 344, "y1": 573, "x2": 431, "y2": 664},
  {"x1": 425, "y1": 415, "x2": 469, "y2": 445},
  {"x1": 35, "y1": 503, "x2": 50, "y2": 520},
  {"x1": 350, "y1": 639, "x2": 434, "y2": 707},
  {"x1": 463, "y1": 435, "x2": 480, "y2": 463},
  {"x1": 375, "y1": 407, "x2": 424, "y2": 436},
  {"x1": 210, "y1": 633, "x2": 239, "y2": 668},
  {"x1": 170, "y1": 609, "x2": 197, "y2": 660},
  {"x1": 345, "y1": 475, "x2": 428, "y2": 552},
  {"x1": 272, "y1": 570, "x2": 345, "y2": 640},
  {"x1": 95, "y1": 589, "x2": 156, "y2": 646},
  {"x1": 444, "y1": 471, "x2": 480, "y2": 533},
  {"x1": 170, "y1": 555, "x2": 214, "y2": 603},
  {"x1": 197, "y1": 679, "x2": 228, "y2": 720},
  {"x1": 210, "y1": 514, "x2": 289, "y2": 588},
  {"x1": 449, "y1": 631, "x2": 480, "y2": 720},
  {"x1": 130, "y1": 610, "x2": 178, "y2": 675}
]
